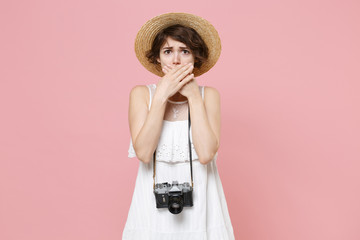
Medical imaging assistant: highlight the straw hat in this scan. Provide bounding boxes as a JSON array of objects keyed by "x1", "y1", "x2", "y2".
[{"x1": 134, "y1": 12, "x2": 221, "y2": 77}]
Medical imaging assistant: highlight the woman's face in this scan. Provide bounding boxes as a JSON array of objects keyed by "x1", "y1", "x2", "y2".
[{"x1": 157, "y1": 37, "x2": 195, "y2": 70}]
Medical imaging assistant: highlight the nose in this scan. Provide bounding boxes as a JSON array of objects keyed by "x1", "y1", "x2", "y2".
[{"x1": 172, "y1": 52, "x2": 181, "y2": 65}]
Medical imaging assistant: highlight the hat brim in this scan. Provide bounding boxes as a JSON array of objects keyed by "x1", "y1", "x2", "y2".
[{"x1": 134, "y1": 12, "x2": 221, "y2": 77}]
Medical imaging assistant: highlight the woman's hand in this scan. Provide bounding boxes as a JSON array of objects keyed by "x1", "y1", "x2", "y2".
[
  {"x1": 155, "y1": 63, "x2": 194, "y2": 101},
  {"x1": 178, "y1": 77, "x2": 199, "y2": 99},
  {"x1": 162, "y1": 64, "x2": 200, "y2": 100}
]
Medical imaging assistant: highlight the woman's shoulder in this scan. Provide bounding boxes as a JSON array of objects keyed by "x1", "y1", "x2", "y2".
[
  {"x1": 129, "y1": 84, "x2": 150, "y2": 108},
  {"x1": 203, "y1": 85, "x2": 220, "y2": 102},
  {"x1": 130, "y1": 84, "x2": 148, "y2": 91}
]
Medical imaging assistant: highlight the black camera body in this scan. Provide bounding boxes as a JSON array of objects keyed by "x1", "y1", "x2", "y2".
[{"x1": 154, "y1": 181, "x2": 193, "y2": 214}]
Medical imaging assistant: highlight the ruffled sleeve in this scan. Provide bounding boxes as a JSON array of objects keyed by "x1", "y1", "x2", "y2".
[{"x1": 128, "y1": 138, "x2": 137, "y2": 158}]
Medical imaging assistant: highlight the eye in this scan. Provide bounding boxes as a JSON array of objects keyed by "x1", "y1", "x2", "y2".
[
  {"x1": 164, "y1": 50, "x2": 171, "y2": 54},
  {"x1": 182, "y1": 49, "x2": 191, "y2": 54}
]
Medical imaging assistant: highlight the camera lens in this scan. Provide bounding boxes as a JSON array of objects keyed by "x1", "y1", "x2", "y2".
[{"x1": 168, "y1": 195, "x2": 184, "y2": 214}]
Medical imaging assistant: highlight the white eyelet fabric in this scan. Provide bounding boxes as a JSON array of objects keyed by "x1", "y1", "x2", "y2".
[{"x1": 129, "y1": 120, "x2": 200, "y2": 163}]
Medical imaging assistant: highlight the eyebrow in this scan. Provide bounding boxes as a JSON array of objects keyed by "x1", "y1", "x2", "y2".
[{"x1": 161, "y1": 46, "x2": 189, "y2": 50}]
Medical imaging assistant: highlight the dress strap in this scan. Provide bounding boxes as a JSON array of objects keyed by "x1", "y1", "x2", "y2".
[{"x1": 146, "y1": 84, "x2": 156, "y2": 110}]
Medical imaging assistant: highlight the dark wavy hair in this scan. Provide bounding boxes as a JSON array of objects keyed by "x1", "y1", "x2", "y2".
[{"x1": 146, "y1": 24, "x2": 209, "y2": 69}]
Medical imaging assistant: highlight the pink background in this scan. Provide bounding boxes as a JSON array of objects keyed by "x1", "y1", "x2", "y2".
[{"x1": 1, "y1": 0, "x2": 359, "y2": 239}]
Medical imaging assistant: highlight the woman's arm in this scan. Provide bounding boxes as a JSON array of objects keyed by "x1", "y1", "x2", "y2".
[
  {"x1": 188, "y1": 86, "x2": 221, "y2": 165},
  {"x1": 128, "y1": 85, "x2": 167, "y2": 164}
]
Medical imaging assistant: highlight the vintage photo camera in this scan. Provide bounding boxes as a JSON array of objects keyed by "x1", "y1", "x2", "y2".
[{"x1": 154, "y1": 181, "x2": 193, "y2": 214}]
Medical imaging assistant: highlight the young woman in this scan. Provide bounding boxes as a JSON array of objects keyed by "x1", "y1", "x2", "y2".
[{"x1": 122, "y1": 13, "x2": 235, "y2": 240}]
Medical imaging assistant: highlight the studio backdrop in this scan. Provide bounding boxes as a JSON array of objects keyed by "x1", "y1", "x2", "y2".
[{"x1": 0, "y1": 0, "x2": 359, "y2": 240}]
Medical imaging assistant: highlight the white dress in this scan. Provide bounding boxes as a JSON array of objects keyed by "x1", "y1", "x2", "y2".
[{"x1": 122, "y1": 84, "x2": 235, "y2": 240}]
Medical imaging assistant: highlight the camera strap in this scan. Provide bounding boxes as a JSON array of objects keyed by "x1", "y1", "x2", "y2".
[{"x1": 153, "y1": 106, "x2": 194, "y2": 190}]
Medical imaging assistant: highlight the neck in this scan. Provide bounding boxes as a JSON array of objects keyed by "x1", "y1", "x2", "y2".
[{"x1": 168, "y1": 92, "x2": 187, "y2": 102}]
